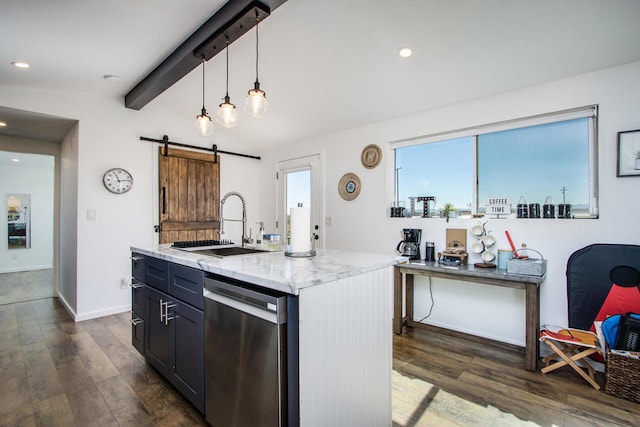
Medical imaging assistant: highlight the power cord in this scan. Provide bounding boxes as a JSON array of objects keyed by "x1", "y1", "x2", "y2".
[{"x1": 417, "y1": 276, "x2": 435, "y2": 323}]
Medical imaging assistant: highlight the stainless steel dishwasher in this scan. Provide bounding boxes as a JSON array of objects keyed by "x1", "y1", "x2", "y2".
[{"x1": 203, "y1": 274, "x2": 290, "y2": 427}]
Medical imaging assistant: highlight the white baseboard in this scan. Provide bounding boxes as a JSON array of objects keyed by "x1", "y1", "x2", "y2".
[
  {"x1": 0, "y1": 265, "x2": 53, "y2": 274},
  {"x1": 55, "y1": 294, "x2": 131, "y2": 323},
  {"x1": 74, "y1": 304, "x2": 131, "y2": 322}
]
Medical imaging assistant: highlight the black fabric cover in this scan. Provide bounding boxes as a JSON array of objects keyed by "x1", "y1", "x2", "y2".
[{"x1": 566, "y1": 244, "x2": 640, "y2": 330}]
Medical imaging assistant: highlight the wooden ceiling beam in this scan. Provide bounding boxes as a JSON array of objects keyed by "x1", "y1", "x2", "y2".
[{"x1": 125, "y1": 0, "x2": 287, "y2": 110}]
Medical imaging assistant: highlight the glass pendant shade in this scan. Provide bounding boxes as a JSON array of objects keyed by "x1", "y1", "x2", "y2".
[
  {"x1": 194, "y1": 57, "x2": 213, "y2": 136},
  {"x1": 245, "y1": 9, "x2": 267, "y2": 119},
  {"x1": 217, "y1": 39, "x2": 237, "y2": 128},
  {"x1": 217, "y1": 96, "x2": 238, "y2": 128},
  {"x1": 195, "y1": 108, "x2": 213, "y2": 136},
  {"x1": 245, "y1": 82, "x2": 268, "y2": 118}
]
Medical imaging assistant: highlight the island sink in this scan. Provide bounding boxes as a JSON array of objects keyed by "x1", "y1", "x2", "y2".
[{"x1": 189, "y1": 247, "x2": 268, "y2": 257}]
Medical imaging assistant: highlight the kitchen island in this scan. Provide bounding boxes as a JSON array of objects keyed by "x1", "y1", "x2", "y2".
[{"x1": 130, "y1": 244, "x2": 404, "y2": 427}]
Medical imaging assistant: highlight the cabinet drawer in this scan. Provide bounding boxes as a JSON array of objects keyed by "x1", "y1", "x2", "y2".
[
  {"x1": 131, "y1": 282, "x2": 146, "y2": 318},
  {"x1": 145, "y1": 256, "x2": 169, "y2": 292},
  {"x1": 131, "y1": 313, "x2": 144, "y2": 356},
  {"x1": 169, "y1": 263, "x2": 204, "y2": 309},
  {"x1": 131, "y1": 252, "x2": 145, "y2": 281}
]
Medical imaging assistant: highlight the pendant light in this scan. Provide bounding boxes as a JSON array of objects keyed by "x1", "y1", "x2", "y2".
[
  {"x1": 194, "y1": 57, "x2": 213, "y2": 136},
  {"x1": 216, "y1": 38, "x2": 238, "y2": 128},
  {"x1": 244, "y1": 9, "x2": 268, "y2": 118}
]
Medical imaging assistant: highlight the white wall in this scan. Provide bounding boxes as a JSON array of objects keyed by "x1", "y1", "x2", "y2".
[
  {"x1": 0, "y1": 87, "x2": 262, "y2": 320},
  {"x1": 260, "y1": 61, "x2": 640, "y2": 346},
  {"x1": 0, "y1": 146, "x2": 55, "y2": 273},
  {"x1": 1, "y1": 60, "x2": 637, "y2": 332}
]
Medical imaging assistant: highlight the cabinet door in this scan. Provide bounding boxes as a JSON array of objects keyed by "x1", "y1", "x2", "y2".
[
  {"x1": 145, "y1": 286, "x2": 171, "y2": 376},
  {"x1": 171, "y1": 300, "x2": 205, "y2": 413}
]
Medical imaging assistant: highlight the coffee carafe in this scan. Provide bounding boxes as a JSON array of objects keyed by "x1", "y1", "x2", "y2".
[{"x1": 396, "y1": 228, "x2": 422, "y2": 260}]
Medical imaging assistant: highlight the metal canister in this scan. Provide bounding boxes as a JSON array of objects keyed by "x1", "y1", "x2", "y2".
[
  {"x1": 529, "y1": 203, "x2": 541, "y2": 219},
  {"x1": 542, "y1": 196, "x2": 555, "y2": 218},
  {"x1": 516, "y1": 196, "x2": 528, "y2": 218},
  {"x1": 558, "y1": 204, "x2": 572, "y2": 219}
]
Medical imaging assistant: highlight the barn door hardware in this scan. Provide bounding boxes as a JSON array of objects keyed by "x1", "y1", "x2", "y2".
[{"x1": 140, "y1": 135, "x2": 260, "y2": 162}]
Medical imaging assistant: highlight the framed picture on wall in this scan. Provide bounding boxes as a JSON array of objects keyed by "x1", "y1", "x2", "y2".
[{"x1": 617, "y1": 129, "x2": 640, "y2": 177}]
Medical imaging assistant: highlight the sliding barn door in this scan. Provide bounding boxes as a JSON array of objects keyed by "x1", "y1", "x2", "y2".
[{"x1": 158, "y1": 147, "x2": 220, "y2": 244}]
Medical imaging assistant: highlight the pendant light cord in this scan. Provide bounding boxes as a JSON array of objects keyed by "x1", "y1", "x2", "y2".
[
  {"x1": 255, "y1": 10, "x2": 260, "y2": 83},
  {"x1": 225, "y1": 38, "x2": 230, "y2": 97},
  {"x1": 201, "y1": 57, "x2": 206, "y2": 109}
]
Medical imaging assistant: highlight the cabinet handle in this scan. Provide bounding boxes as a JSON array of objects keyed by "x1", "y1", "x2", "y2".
[
  {"x1": 130, "y1": 281, "x2": 144, "y2": 289},
  {"x1": 130, "y1": 256, "x2": 144, "y2": 261},
  {"x1": 130, "y1": 316, "x2": 143, "y2": 326},
  {"x1": 164, "y1": 302, "x2": 176, "y2": 325},
  {"x1": 160, "y1": 299, "x2": 165, "y2": 321}
]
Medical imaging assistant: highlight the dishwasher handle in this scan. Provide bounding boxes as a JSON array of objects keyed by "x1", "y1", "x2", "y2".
[{"x1": 204, "y1": 278, "x2": 287, "y2": 325}]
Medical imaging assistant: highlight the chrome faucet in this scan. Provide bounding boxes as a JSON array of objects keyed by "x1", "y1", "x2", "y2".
[{"x1": 220, "y1": 191, "x2": 252, "y2": 247}]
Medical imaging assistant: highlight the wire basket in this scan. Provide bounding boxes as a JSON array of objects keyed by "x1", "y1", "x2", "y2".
[{"x1": 604, "y1": 348, "x2": 640, "y2": 403}]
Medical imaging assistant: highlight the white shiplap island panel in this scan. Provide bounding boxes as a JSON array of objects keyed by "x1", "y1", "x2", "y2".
[
  {"x1": 298, "y1": 266, "x2": 394, "y2": 427},
  {"x1": 130, "y1": 244, "x2": 404, "y2": 426}
]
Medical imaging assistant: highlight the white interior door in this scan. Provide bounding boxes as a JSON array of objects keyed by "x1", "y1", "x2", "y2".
[{"x1": 277, "y1": 154, "x2": 322, "y2": 250}]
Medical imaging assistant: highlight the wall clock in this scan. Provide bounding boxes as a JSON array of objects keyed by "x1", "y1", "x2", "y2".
[
  {"x1": 103, "y1": 168, "x2": 133, "y2": 194},
  {"x1": 338, "y1": 172, "x2": 361, "y2": 201}
]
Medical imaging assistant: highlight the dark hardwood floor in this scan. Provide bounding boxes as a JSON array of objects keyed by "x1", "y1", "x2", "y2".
[
  {"x1": 393, "y1": 325, "x2": 640, "y2": 426},
  {"x1": 1, "y1": 297, "x2": 639, "y2": 426}
]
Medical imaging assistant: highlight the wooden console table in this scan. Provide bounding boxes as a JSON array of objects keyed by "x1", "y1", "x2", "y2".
[{"x1": 393, "y1": 261, "x2": 545, "y2": 372}]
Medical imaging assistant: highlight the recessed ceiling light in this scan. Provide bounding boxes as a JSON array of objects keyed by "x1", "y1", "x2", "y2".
[
  {"x1": 103, "y1": 74, "x2": 121, "y2": 81},
  {"x1": 11, "y1": 158, "x2": 20, "y2": 162},
  {"x1": 11, "y1": 61, "x2": 30, "y2": 69},
  {"x1": 0, "y1": 121, "x2": 7, "y2": 127},
  {"x1": 398, "y1": 47, "x2": 412, "y2": 58}
]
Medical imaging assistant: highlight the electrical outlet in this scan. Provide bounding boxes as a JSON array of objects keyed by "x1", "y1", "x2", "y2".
[
  {"x1": 120, "y1": 277, "x2": 129, "y2": 289},
  {"x1": 11, "y1": 253, "x2": 17, "y2": 260}
]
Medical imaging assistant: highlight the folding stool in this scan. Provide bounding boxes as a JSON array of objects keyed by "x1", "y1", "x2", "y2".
[{"x1": 539, "y1": 326, "x2": 602, "y2": 389}]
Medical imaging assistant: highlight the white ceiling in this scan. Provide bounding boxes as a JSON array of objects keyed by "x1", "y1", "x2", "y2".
[{"x1": 2, "y1": 0, "x2": 640, "y2": 149}]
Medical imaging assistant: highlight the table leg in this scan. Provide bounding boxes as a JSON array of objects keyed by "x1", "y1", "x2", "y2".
[
  {"x1": 393, "y1": 267, "x2": 403, "y2": 334},
  {"x1": 406, "y1": 274, "x2": 414, "y2": 325},
  {"x1": 524, "y1": 282, "x2": 540, "y2": 371}
]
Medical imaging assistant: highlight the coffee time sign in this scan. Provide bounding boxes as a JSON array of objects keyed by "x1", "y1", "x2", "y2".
[{"x1": 485, "y1": 197, "x2": 512, "y2": 217}]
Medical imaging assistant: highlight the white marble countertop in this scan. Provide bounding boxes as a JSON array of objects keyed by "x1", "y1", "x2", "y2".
[{"x1": 131, "y1": 244, "x2": 406, "y2": 295}]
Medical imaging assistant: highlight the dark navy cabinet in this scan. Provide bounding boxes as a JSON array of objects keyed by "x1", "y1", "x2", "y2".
[
  {"x1": 130, "y1": 253, "x2": 146, "y2": 355},
  {"x1": 131, "y1": 254, "x2": 205, "y2": 413}
]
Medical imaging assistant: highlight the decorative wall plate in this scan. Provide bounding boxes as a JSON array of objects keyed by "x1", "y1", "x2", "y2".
[
  {"x1": 361, "y1": 144, "x2": 382, "y2": 169},
  {"x1": 338, "y1": 173, "x2": 361, "y2": 201}
]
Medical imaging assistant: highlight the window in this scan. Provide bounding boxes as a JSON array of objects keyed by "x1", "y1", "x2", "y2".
[{"x1": 392, "y1": 106, "x2": 598, "y2": 218}]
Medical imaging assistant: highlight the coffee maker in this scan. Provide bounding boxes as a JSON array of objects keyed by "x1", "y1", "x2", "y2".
[{"x1": 396, "y1": 228, "x2": 421, "y2": 260}]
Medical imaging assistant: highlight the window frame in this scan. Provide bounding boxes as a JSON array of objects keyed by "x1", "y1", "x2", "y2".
[{"x1": 391, "y1": 105, "x2": 599, "y2": 218}]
